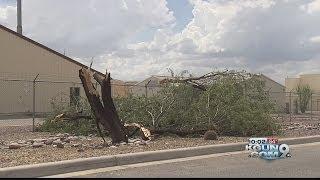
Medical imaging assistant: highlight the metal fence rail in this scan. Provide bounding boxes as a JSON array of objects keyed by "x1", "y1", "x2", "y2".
[
  {"x1": 0, "y1": 75, "x2": 320, "y2": 131},
  {"x1": 0, "y1": 75, "x2": 161, "y2": 131}
]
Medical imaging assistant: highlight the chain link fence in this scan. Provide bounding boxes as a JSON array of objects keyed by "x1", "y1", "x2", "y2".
[
  {"x1": 269, "y1": 91, "x2": 320, "y2": 123},
  {"x1": 0, "y1": 78, "x2": 81, "y2": 131},
  {"x1": 0, "y1": 76, "x2": 161, "y2": 132},
  {"x1": 1, "y1": 75, "x2": 320, "y2": 133}
]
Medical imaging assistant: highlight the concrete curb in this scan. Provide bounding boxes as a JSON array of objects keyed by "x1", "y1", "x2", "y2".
[{"x1": 1, "y1": 135, "x2": 320, "y2": 178}]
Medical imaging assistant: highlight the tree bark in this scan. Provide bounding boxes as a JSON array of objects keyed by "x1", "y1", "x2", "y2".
[
  {"x1": 158, "y1": 70, "x2": 248, "y2": 91},
  {"x1": 79, "y1": 68, "x2": 128, "y2": 144},
  {"x1": 124, "y1": 123, "x2": 151, "y2": 141}
]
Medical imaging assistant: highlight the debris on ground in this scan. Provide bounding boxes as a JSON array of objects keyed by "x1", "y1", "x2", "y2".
[{"x1": 0, "y1": 131, "x2": 247, "y2": 168}]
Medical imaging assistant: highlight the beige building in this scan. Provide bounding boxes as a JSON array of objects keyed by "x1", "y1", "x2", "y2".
[
  {"x1": 129, "y1": 76, "x2": 166, "y2": 97},
  {"x1": 257, "y1": 74, "x2": 286, "y2": 112},
  {"x1": 285, "y1": 74, "x2": 320, "y2": 112},
  {"x1": 0, "y1": 24, "x2": 127, "y2": 115}
]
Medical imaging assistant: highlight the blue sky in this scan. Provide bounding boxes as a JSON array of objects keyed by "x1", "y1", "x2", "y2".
[
  {"x1": 132, "y1": 0, "x2": 193, "y2": 42},
  {"x1": 1, "y1": 0, "x2": 194, "y2": 43},
  {"x1": 1, "y1": 0, "x2": 320, "y2": 83},
  {"x1": 167, "y1": 0, "x2": 193, "y2": 32},
  {"x1": 0, "y1": 0, "x2": 14, "y2": 6}
]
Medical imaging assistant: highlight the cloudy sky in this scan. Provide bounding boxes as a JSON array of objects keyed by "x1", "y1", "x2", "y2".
[{"x1": 1, "y1": 0, "x2": 320, "y2": 84}]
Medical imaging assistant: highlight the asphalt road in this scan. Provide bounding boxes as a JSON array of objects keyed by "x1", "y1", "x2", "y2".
[{"x1": 73, "y1": 142, "x2": 320, "y2": 178}]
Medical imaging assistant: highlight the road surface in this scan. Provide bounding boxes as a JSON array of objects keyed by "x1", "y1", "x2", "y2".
[{"x1": 62, "y1": 142, "x2": 320, "y2": 178}]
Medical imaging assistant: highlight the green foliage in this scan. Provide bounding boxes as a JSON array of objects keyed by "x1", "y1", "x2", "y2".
[
  {"x1": 40, "y1": 70, "x2": 280, "y2": 137},
  {"x1": 115, "y1": 71, "x2": 280, "y2": 137},
  {"x1": 155, "y1": 83, "x2": 201, "y2": 128},
  {"x1": 193, "y1": 74, "x2": 278, "y2": 136},
  {"x1": 203, "y1": 130, "x2": 218, "y2": 140},
  {"x1": 39, "y1": 117, "x2": 96, "y2": 135},
  {"x1": 115, "y1": 83, "x2": 200, "y2": 128},
  {"x1": 39, "y1": 97, "x2": 97, "y2": 135},
  {"x1": 115, "y1": 95, "x2": 150, "y2": 125},
  {"x1": 296, "y1": 85, "x2": 312, "y2": 113},
  {"x1": 293, "y1": 99, "x2": 299, "y2": 114}
]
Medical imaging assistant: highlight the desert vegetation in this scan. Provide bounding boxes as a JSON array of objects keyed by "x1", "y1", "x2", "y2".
[{"x1": 40, "y1": 69, "x2": 280, "y2": 139}]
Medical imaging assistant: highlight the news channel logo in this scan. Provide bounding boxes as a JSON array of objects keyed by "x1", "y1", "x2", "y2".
[{"x1": 245, "y1": 137, "x2": 292, "y2": 160}]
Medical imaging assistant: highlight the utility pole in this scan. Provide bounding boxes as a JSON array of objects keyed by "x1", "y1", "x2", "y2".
[
  {"x1": 311, "y1": 93, "x2": 313, "y2": 120},
  {"x1": 289, "y1": 91, "x2": 292, "y2": 122},
  {"x1": 17, "y1": 0, "x2": 23, "y2": 35}
]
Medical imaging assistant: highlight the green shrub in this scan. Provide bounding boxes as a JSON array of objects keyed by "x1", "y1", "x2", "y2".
[
  {"x1": 40, "y1": 70, "x2": 281, "y2": 138},
  {"x1": 296, "y1": 85, "x2": 312, "y2": 113},
  {"x1": 115, "y1": 71, "x2": 280, "y2": 137},
  {"x1": 39, "y1": 97, "x2": 98, "y2": 136},
  {"x1": 203, "y1": 130, "x2": 218, "y2": 140},
  {"x1": 39, "y1": 117, "x2": 96, "y2": 135},
  {"x1": 191, "y1": 74, "x2": 279, "y2": 136}
]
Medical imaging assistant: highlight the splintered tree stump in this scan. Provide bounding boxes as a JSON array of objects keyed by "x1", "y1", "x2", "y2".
[
  {"x1": 124, "y1": 123, "x2": 151, "y2": 141},
  {"x1": 79, "y1": 68, "x2": 128, "y2": 144}
]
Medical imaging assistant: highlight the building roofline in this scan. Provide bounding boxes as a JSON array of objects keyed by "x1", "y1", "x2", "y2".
[
  {"x1": 135, "y1": 74, "x2": 285, "y2": 89},
  {"x1": 299, "y1": 73, "x2": 320, "y2": 77},
  {"x1": 260, "y1": 74, "x2": 285, "y2": 88},
  {"x1": 151, "y1": 75, "x2": 172, "y2": 78},
  {"x1": 133, "y1": 76, "x2": 152, "y2": 86},
  {"x1": 0, "y1": 24, "x2": 104, "y2": 77},
  {"x1": 134, "y1": 74, "x2": 192, "y2": 86}
]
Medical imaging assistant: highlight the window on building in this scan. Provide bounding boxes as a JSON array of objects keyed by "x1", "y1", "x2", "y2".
[{"x1": 70, "y1": 87, "x2": 80, "y2": 106}]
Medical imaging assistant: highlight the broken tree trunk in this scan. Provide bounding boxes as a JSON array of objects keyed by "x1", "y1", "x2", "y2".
[
  {"x1": 124, "y1": 123, "x2": 151, "y2": 141},
  {"x1": 79, "y1": 68, "x2": 128, "y2": 144}
]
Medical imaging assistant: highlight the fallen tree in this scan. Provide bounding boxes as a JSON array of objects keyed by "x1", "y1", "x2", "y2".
[
  {"x1": 115, "y1": 69, "x2": 279, "y2": 137},
  {"x1": 159, "y1": 69, "x2": 250, "y2": 91},
  {"x1": 41, "y1": 68, "x2": 277, "y2": 140},
  {"x1": 124, "y1": 123, "x2": 151, "y2": 141}
]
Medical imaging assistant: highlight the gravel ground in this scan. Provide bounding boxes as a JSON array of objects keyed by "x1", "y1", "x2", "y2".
[
  {"x1": 1, "y1": 114, "x2": 320, "y2": 169},
  {"x1": 0, "y1": 128, "x2": 247, "y2": 168},
  {"x1": 273, "y1": 113, "x2": 320, "y2": 137}
]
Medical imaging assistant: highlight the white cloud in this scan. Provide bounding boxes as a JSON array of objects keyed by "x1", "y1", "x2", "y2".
[
  {"x1": 310, "y1": 35, "x2": 320, "y2": 43},
  {"x1": 0, "y1": 5, "x2": 15, "y2": 26},
  {"x1": 121, "y1": 0, "x2": 129, "y2": 10},
  {"x1": 301, "y1": 0, "x2": 320, "y2": 14},
  {"x1": 0, "y1": 0, "x2": 174, "y2": 59},
  {"x1": 1, "y1": 0, "x2": 320, "y2": 83},
  {"x1": 103, "y1": 0, "x2": 320, "y2": 81},
  {"x1": 256, "y1": 57, "x2": 320, "y2": 84}
]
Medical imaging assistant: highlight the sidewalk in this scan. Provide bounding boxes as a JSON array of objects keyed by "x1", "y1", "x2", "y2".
[{"x1": 0, "y1": 118, "x2": 44, "y2": 127}]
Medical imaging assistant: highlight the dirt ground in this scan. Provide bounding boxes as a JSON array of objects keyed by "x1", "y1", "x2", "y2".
[
  {"x1": 0, "y1": 129, "x2": 247, "y2": 168},
  {"x1": 0, "y1": 113, "x2": 319, "y2": 168},
  {"x1": 273, "y1": 113, "x2": 320, "y2": 137}
]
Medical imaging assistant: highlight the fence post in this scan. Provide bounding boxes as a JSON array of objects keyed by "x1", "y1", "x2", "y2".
[
  {"x1": 207, "y1": 93, "x2": 210, "y2": 124},
  {"x1": 32, "y1": 74, "x2": 39, "y2": 132},
  {"x1": 289, "y1": 91, "x2": 292, "y2": 122},
  {"x1": 311, "y1": 93, "x2": 313, "y2": 120},
  {"x1": 145, "y1": 85, "x2": 147, "y2": 97},
  {"x1": 145, "y1": 80, "x2": 151, "y2": 98}
]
